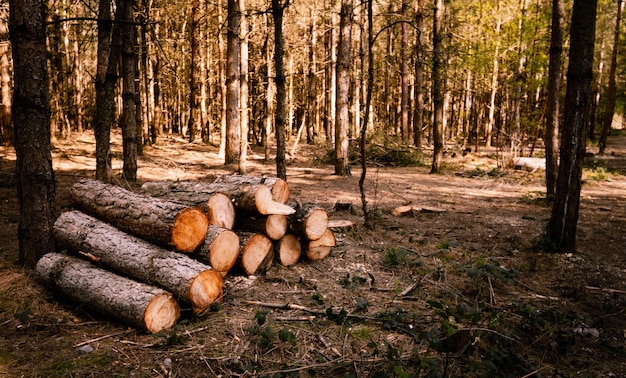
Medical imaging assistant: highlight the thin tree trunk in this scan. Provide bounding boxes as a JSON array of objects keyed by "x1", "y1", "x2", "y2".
[
  {"x1": 272, "y1": 0, "x2": 289, "y2": 180},
  {"x1": 239, "y1": 0, "x2": 249, "y2": 174},
  {"x1": 324, "y1": 0, "x2": 337, "y2": 142},
  {"x1": 413, "y1": 0, "x2": 424, "y2": 149},
  {"x1": 120, "y1": 0, "x2": 138, "y2": 181},
  {"x1": 431, "y1": 0, "x2": 445, "y2": 174},
  {"x1": 599, "y1": 0, "x2": 623, "y2": 154},
  {"x1": 188, "y1": 0, "x2": 202, "y2": 142},
  {"x1": 306, "y1": 5, "x2": 317, "y2": 144},
  {"x1": 486, "y1": 13, "x2": 502, "y2": 148},
  {"x1": 9, "y1": 0, "x2": 57, "y2": 268},
  {"x1": 545, "y1": 0, "x2": 564, "y2": 199},
  {"x1": 400, "y1": 1, "x2": 410, "y2": 142},
  {"x1": 334, "y1": 0, "x2": 353, "y2": 176},
  {"x1": 225, "y1": 0, "x2": 241, "y2": 165},
  {"x1": 218, "y1": 0, "x2": 227, "y2": 157},
  {"x1": 264, "y1": 15, "x2": 274, "y2": 162},
  {"x1": 547, "y1": 0, "x2": 597, "y2": 253},
  {"x1": 0, "y1": 4, "x2": 11, "y2": 146},
  {"x1": 359, "y1": 0, "x2": 374, "y2": 229}
]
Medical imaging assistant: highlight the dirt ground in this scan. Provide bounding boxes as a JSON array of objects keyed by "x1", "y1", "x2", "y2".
[{"x1": 1, "y1": 131, "x2": 625, "y2": 377}]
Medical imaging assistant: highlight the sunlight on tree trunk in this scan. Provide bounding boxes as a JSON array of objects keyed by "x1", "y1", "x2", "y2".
[
  {"x1": 334, "y1": 0, "x2": 353, "y2": 177},
  {"x1": 431, "y1": 0, "x2": 445, "y2": 174},
  {"x1": 225, "y1": 0, "x2": 241, "y2": 165},
  {"x1": 239, "y1": 0, "x2": 249, "y2": 175}
]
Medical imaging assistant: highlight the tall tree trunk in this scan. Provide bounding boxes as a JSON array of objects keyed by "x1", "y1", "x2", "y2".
[
  {"x1": 94, "y1": 0, "x2": 117, "y2": 182},
  {"x1": 225, "y1": 0, "x2": 240, "y2": 165},
  {"x1": 272, "y1": 0, "x2": 289, "y2": 180},
  {"x1": 400, "y1": 1, "x2": 410, "y2": 142},
  {"x1": 431, "y1": 0, "x2": 445, "y2": 174},
  {"x1": 413, "y1": 0, "x2": 424, "y2": 149},
  {"x1": 598, "y1": 0, "x2": 623, "y2": 154},
  {"x1": 120, "y1": 0, "x2": 138, "y2": 181},
  {"x1": 188, "y1": 0, "x2": 202, "y2": 142},
  {"x1": 9, "y1": 0, "x2": 56, "y2": 268},
  {"x1": 545, "y1": 0, "x2": 564, "y2": 199},
  {"x1": 306, "y1": 5, "x2": 317, "y2": 144},
  {"x1": 0, "y1": 4, "x2": 12, "y2": 146},
  {"x1": 264, "y1": 14, "x2": 274, "y2": 162},
  {"x1": 324, "y1": 0, "x2": 337, "y2": 142},
  {"x1": 334, "y1": 0, "x2": 353, "y2": 176},
  {"x1": 239, "y1": 0, "x2": 249, "y2": 174},
  {"x1": 486, "y1": 12, "x2": 502, "y2": 148},
  {"x1": 359, "y1": 0, "x2": 374, "y2": 229},
  {"x1": 547, "y1": 0, "x2": 598, "y2": 253}
]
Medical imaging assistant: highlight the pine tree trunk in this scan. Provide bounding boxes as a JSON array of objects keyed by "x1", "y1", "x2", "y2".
[
  {"x1": 188, "y1": 0, "x2": 202, "y2": 142},
  {"x1": 334, "y1": 0, "x2": 353, "y2": 176},
  {"x1": 120, "y1": 0, "x2": 138, "y2": 181},
  {"x1": 225, "y1": 0, "x2": 241, "y2": 165},
  {"x1": 239, "y1": 0, "x2": 249, "y2": 174},
  {"x1": 54, "y1": 211, "x2": 223, "y2": 312},
  {"x1": 70, "y1": 179, "x2": 209, "y2": 253},
  {"x1": 430, "y1": 0, "x2": 445, "y2": 174},
  {"x1": 272, "y1": 0, "x2": 287, "y2": 180},
  {"x1": 37, "y1": 253, "x2": 180, "y2": 333}
]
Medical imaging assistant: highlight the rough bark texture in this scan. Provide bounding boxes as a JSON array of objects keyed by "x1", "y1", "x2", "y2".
[
  {"x1": 213, "y1": 175, "x2": 289, "y2": 204},
  {"x1": 288, "y1": 203, "x2": 328, "y2": 241},
  {"x1": 9, "y1": 0, "x2": 57, "y2": 268},
  {"x1": 37, "y1": 253, "x2": 180, "y2": 333},
  {"x1": 430, "y1": 0, "x2": 445, "y2": 174},
  {"x1": 119, "y1": 0, "x2": 138, "y2": 181},
  {"x1": 334, "y1": 0, "x2": 353, "y2": 176},
  {"x1": 141, "y1": 181, "x2": 236, "y2": 229},
  {"x1": 71, "y1": 179, "x2": 209, "y2": 252},
  {"x1": 275, "y1": 234, "x2": 301, "y2": 266},
  {"x1": 225, "y1": 0, "x2": 240, "y2": 165},
  {"x1": 304, "y1": 229, "x2": 336, "y2": 261},
  {"x1": 271, "y1": 0, "x2": 288, "y2": 180},
  {"x1": 547, "y1": 0, "x2": 597, "y2": 253},
  {"x1": 195, "y1": 226, "x2": 240, "y2": 273},
  {"x1": 239, "y1": 232, "x2": 274, "y2": 275},
  {"x1": 54, "y1": 210, "x2": 223, "y2": 312},
  {"x1": 235, "y1": 213, "x2": 287, "y2": 241}
]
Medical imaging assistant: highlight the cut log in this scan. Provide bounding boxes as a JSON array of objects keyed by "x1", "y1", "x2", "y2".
[
  {"x1": 195, "y1": 226, "x2": 240, "y2": 273},
  {"x1": 36, "y1": 253, "x2": 180, "y2": 333},
  {"x1": 235, "y1": 213, "x2": 287, "y2": 241},
  {"x1": 70, "y1": 179, "x2": 208, "y2": 252},
  {"x1": 392, "y1": 205, "x2": 446, "y2": 216},
  {"x1": 213, "y1": 174, "x2": 289, "y2": 204},
  {"x1": 327, "y1": 219, "x2": 356, "y2": 229},
  {"x1": 54, "y1": 210, "x2": 223, "y2": 312},
  {"x1": 304, "y1": 229, "x2": 336, "y2": 261},
  {"x1": 289, "y1": 203, "x2": 329, "y2": 241},
  {"x1": 274, "y1": 234, "x2": 301, "y2": 267},
  {"x1": 239, "y1": 232, "x2": 274, "y2": 275},
  {"x1": 142, "y1": 180, "x2": 294, "y2": 216},
  {"x1": 140, "y1": 181, "x2": 235, "y2": 229}
]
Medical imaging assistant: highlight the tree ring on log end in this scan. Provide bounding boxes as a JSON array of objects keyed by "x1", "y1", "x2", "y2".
[
  {"x1": 305, "y1": 209, "x2": 329, "y2": 240},
  {"x1": 209, "y1": 230, "x2": 240, "y2": 272},
  {"x1": 266, "y1": 215, "x2": 288, "y2": 240},
  {"x1": 270, "y1": 179, "x2": 289, "y2": 204},
  {"x1": 144, "y1": 292, "x2": 180, "y2": 333},
  {"x1": 189, "y1": 270, "x2": 224, "y2": 312},
  {"x1": 171, "y1": 208, "x2": 209, "y2": 252},
  {"x1": 207, "y1": 193, "x2": 235, "y2": 229}
]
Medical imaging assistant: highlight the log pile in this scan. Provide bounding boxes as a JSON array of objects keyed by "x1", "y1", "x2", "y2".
[{"x1": 38, "y1": 176, "x2": 337, "y2": 333}]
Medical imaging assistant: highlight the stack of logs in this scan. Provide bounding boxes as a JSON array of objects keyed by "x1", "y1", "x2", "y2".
[{"x1": 37, "y1": 176, "x2": 335, "y2": 334}]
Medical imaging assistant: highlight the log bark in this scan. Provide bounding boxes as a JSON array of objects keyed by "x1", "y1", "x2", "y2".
[
  {"x1": 53, "y1": 210, "x2": 223, "y2": 312},
  {"x1": 239, "y1": 232, "x2": 274, "y2": 275},
  {"x1": 213, "y1": 174, "x2": 289, "y2": 204},
  {"x1": 289, "y1": 203, "x2": 328, "y2": 241},
  {"x1": 304, "y1": 229, "x2": 336, "y2": 261},
  {"x1": 195, "y1": 225, "x2": 240, "y2": 273},
  {"x1": 141, "y1": 180, "x2": 294, "y2": 215},
  {"x1": 275, "y1": 234, "x2": 301, "y2": 267},
  {"x1": 141, "y1": 181, "x2": 236, "y2": 229},
  {"x1": 36, "y1": 253, "x2": 180, "y2": 333},
  {"x1": 70, "y1": 179, "x2": 209, "y2": 252},
  {"x1": 235, "y1": 213, "x2": 287, "y2": 240}
]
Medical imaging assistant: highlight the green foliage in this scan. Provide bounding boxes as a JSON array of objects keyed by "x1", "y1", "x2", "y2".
[
  {"x1": 467, "y1": 258, "x2": 519, "y2": 284},
  {"x1": 381, "y1": 246, "x2": 422, "y2": 269}
]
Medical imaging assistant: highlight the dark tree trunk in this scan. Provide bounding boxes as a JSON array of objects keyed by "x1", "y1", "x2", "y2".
[
  {"x1": 545, "y1": 0, "x2": 564, "y2": 199},
  {"x1": 225, "y1": 0, "x2": 240, "y2": 165},
  {"x1": 413, "y1": 0, "x2": 424, "y2": 149},
  {"x1": 598, "y1": 0, "x2": 623, "y2": 154},
  {"x1": 120, "y1": 0, "x2": 138, "y2": 181},
  {"x1": 400, "y1": 0, "x2": 410, "y2": 142},
  {"x1": 272, "y1": 0, "x2": 289, "y2": 180},
  {"x1": 188, "y1": 0, "x2": 202, "y2": 143},
  {"x1": 547, "y1": 0, "x2": 598, "y2": 253},
  {"x1": 9, "y1": 0, "x2": 57, "y2": 268},
  {"x1": 430, "y1": 0, "x2": 445, "y2": 174},
  {"x1": 334, "y1": 0, "x2": 353, "y2": 176}
]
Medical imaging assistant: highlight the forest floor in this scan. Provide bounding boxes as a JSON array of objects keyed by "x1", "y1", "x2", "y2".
[{"x1": 1, "y1": 131, "x2": 626, "y2": 377}]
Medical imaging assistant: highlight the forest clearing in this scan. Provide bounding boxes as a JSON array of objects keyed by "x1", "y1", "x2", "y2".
[{"x1": 1, "y1": 131, "x2": 625, "y2": 377}]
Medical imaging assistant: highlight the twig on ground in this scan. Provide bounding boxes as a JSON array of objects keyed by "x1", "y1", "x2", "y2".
[{"x1": 74, "y1": 329, "x2": 132, "y2": 348}]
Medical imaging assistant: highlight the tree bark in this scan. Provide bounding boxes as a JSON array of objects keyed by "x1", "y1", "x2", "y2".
[
  {"x1": 413, "y1": 0, "x2": 424, "y2": 149},
  {"x1": 400, "y1": 0, "x2": 410, "y2": 142},
  {"x1": 70, "y1": 179, "x2": 209, "y2": 253},
  {"x1": 239, "y1": 0, "x2": 249, "y2": 174},
  {"x1": 272, "y1": 0, "x2": 289, "y2": 180},
  {"x1": 235, "y1": 213, "x2": 287, "y2": 241},
  {"x1": 195, "y1": 226, "x2": 240, "y2": 273},
  {"x1": 37, "y1": 253, "x2": 180, "y2": 333},
  {"x1": 239, "y1": 232, "x2": 274, "y2": 275},
  {"x1": 546, "y1": 0, "x2": 597, "y2": 253},
  {"x1": 303, "y1": 229, "x2": 336, "y2": 261},
  {"x1": 225, "y1": 0, "x2": 241, "y2": 165},
  {"x1": 187, "y1": 0, "x2": 202, "y2": 142},
  {"x1": 275, "y1": 234, "x2": 301, "y2": 266},
  {"x1": 430, "y1": 0, "x2": 445, "y2": 174},
  {"x1": 54, "y1": 211, "x2": 223, "y2": 312},
  {"x1": 334, "y1": 0, "x2": 353, "y2": 176},
  {"x1": 598, "y1": 0, "x2": 623, "y2": 154},
  {"x1": 288, "y1": 203, "x2": 328, "y2": 241},
  {"x1": 0, "y1": 4, "x2": 10, "y2": 146},
  {"x1": 9, "y1": 0, "x2": 57, "y2": 268},
  {"x1": 213, "y1": 174, "x2": 289, "y2": 203},
  {"x1": 545, "y1": 0, "x2": 564, "y2": 199},
  {"x1": 120, "y1": 0, "x2": 138, "y2": 181}
]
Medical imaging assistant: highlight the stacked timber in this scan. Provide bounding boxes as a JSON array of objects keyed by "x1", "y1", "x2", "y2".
[{"x1": 39, "y1": 176, "x2": 337, "y2": 332}]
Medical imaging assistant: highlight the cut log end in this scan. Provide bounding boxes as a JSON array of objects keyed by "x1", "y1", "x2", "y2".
[
  {"x1": 271, "y1": 179, "x2": 290, "y2": 204},
  {"x1": 254, "y1": 186, "x2": 296, "y2": 215},
  {"x1": 171, "y1": 208, "x2": 209, "y2": 252},
  {"x1": 241, "y1": 234, "x2": 274, "y2": 275},
  {"x1": 276, "y1": 234, "x2": 301, "y2": 267},
  {"x1": 305, "y1": 229, "x2": 336, "y2": 261},
  {"x1": 207, "y1": 193, "x2": 235, "y2": 229},
  {"x1": 304, "y1": 209, "x2": 329, "y2": 240},
  {"x1": 144, "y1": 293, "x2": 180, "y2": 333},
  {"x1": 189, "y1": 270, "x2": 224, "y2": 312},
  {"x1": 209, "y1": 230, "x2": 240, "y2": 273},
  {"x1": 265, "y1": 214, "x2": 288, "y2": 240}
]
